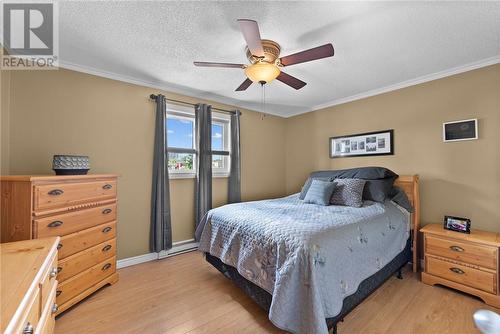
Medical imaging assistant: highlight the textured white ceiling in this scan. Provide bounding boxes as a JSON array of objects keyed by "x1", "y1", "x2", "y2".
[{"x1": 58, "y1": 1, "x2": 500, "y2": 117}]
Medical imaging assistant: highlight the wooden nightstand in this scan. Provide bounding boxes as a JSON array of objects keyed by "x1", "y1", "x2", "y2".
[{"x1": 421, "y1": 224, "x2": 500, "y2": 307}]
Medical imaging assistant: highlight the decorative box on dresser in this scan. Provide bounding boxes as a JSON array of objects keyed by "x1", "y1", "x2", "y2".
[
  {"x1": 421, "y1": 223, "x2": 500, "y2": 308},
  {"x1": 1, "y1": 174, "x2": 119, "y2": 314},
  {"x1": 1, "y1": 237, "x2": 60, "y2": 334}
]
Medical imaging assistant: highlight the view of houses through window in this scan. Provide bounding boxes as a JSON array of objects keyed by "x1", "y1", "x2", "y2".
[{"x1": 166, "y1": 108, "x2": 230, "y2": 177}]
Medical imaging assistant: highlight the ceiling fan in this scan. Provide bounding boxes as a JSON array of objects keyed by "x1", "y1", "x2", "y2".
[{"x1": 194, "y1": 19, "x2": 334, "y2": 91}]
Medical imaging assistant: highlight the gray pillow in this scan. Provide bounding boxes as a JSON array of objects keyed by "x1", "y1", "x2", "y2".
[
  {"x1": 330, "y1": 178, "x2": 366, "y2": 208},
  {"x1": 390, "y1": 186, "x2": 414, "y2": 212},
  {"x1": 303, "y1": 179, "x2": 336, "y2": 206},
  {"x1": 363, "y1": 177, "x2": 397, "y2": 202},
  {"x1": 309, "y1": 167, "x2": 397, "y2": 180},
  {"x1": 299, "y1": 177, "x2": 333, "y2": 200}
]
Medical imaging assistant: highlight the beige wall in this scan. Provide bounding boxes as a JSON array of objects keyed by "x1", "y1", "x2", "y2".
[
  {"x1": 286, "y1": 64, "x2": 500, "y2": 232},
  {"x1": 4, "y1": 68, "x2": 287, "y2": 259},
  {"x1": 1, "y1": 69, "x2": 10, "y2": 174}
]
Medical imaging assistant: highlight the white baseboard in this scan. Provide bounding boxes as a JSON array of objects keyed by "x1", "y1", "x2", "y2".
[
  {"x1": 158, "y1": 239, "x2": 199, "y2": 259},
  {"x1": 116, "y1": 239, "x2": 199, "y2": 269},
  {"x1": 116, "y1": 252, "x2": 158, "y2": 269}
]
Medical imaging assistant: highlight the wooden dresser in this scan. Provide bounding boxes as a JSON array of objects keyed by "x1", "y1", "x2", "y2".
[
  {"x1": 1, "y1": 237, "x2": 60, "y2": 334},
  {"x1": 421, "y1": 223, "x2": 500, "y2": 307},
  {"x1": 1, "y1": 174, "x2": 119, "y2": 314}
]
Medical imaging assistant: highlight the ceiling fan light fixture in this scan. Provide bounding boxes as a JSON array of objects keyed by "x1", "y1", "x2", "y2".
[{"x1": 244, "y1": 62, "x2": 280, "y2": 84}]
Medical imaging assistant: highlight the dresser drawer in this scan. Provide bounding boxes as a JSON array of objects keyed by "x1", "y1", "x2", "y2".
[
  {"x1": 57, "y1": 256, "x2": 116, "y2": 305},
  {"x1": 426, "y1": 256, "x2": 497, "y2": 294},
  {"x1": 58, "y1": 221, "x2": 116, "y2": 259},
  {"x1": 39, "y1": 253, "x2": 58, "y2": 310},
  {"x1": 426, "y1": 235, "x2": 498, "y2": 270},
  {"x1": 57, "y1": 239, "x2": 116, "y2": 282},
  {"x1": 13, "y1": 287, "x2": 40, "y2": 334},
  {"x1": 35, "y1": 203, "x2": 117, "y2": 238},
  {"x1": 35, "y1": 279, "x2": 57, "y2": 334},
  {"x1": 34, "y1": 180, "x2": 116, "y2": 212}
]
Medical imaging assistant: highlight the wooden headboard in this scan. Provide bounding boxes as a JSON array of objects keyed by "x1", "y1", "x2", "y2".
[{"x1": 394, "y1": 175, "x2": 420, "y2": 272}]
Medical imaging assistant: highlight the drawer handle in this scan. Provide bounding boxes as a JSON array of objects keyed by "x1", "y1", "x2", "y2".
[
  {"x1": 450, "y1": 267, "x2": 465, "y2": 275},
  {"x1": 47, "y1": 220, "x2": 64, "y2": 228},
  {"x1": 57, "y1": 243, "x2": 63, "y2": 250},
  {"x1": 102, "y1": 208, "x2": 113, "y2": 214},
  {"x1": 48, "y1": 189, "x2": 64, "y2": 196},
  {"x1": 50, "y1": 267, "x2": 58, "y2": 278},
  {"x1": 103, "y1": 184, "x2": 113, "y2": 190},
  {"x1": 56, "y1": 290, "x2": 62, "y2": 297},
  {"x1": 102, "y1": 244, "x2": 112, "y2": 252},
  {"x1": 449, "y1": 245, "x2": 464, "y2": 252},
  {"x1": 102, "y1": 226, "x2": 112, "y2": 233},
  {"x1": 102, "y1": 263, "x2": 112, "y2": 271},
  {"x1": 51, "y1": 303, "x2": 59, "y2": 314},
  {"x1": 23, "y1": 322, "x2": 34, "y2": 334}
]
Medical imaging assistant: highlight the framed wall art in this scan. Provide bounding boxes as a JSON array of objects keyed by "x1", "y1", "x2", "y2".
[
  {"x1": 329, "y1": 129, "x2": 394, "y2": 158},
  {"x1": 443, "y1": 118, "x2": 478, "y2": 142}
]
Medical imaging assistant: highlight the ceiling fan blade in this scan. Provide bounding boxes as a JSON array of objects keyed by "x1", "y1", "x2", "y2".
[
  {"x1": 194, "y1": 61, "x2": 245, "y2": 68},
  {"x1": 279, "y1": 43, "x2": 334, "y2": 67},
  {"x1": 237, "y1": 19, "x2": 264, "y2": 57},
  {"x1": 235, "y1": 78, "x2": 253, "y2": 91},
  {"x1": 276, "y1": 71, "x2": 307, "y2": 90}
]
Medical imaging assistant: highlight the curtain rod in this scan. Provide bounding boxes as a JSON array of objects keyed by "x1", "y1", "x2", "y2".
[{"x1": 149, "y1": 94, "x2": 236, "y2": 115}]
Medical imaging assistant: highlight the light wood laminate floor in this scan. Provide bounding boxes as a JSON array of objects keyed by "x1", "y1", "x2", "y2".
[{"x1": 55, "y1": 251, "x2": 498, "y2": 334}]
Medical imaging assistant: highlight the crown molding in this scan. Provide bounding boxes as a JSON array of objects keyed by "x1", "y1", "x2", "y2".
[
  {"x1": 59, "y1": 55, "x2": 500, "y2": 119},
  {"x1": 57, "y1": 60, "x2": 274, "y2": 115},
  {"x1": 286, "y1": 55, "x2": 500, "y2": 118}
]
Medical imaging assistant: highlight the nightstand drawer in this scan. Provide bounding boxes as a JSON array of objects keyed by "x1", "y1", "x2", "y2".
[
  {"x1": 426, "y1": 256, "x2": 496, "y2": 294},
  {"x1": 426, "y1": 235, "x2": 498, "y2": 270}
]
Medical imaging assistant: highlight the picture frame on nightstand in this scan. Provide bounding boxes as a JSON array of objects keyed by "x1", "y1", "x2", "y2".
[{"x1": 443, "y1": 215, "x2": 471, "y2": 234}]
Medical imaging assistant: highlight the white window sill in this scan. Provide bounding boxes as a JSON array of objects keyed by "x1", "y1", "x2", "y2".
[
  {"x1": 169, "y1": 173, "x2": 229, "y2": 180},
  {"x1": 169, "y1": 173, "x2": 195, "y2": 179},
  {"x1": 214, "y1": 173, "x2": 230, "y2": 179}
]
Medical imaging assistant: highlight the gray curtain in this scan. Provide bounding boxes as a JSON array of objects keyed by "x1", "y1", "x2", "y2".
[
  {"x1": 150, "y1": 94, "x2": 172, "y2": 252},
  {"x1": 228, "y1": 110, "x2": 241, "y2": 203},
  {"x1": 195, "y1": 104, "x2": 212, "y2": 230}
]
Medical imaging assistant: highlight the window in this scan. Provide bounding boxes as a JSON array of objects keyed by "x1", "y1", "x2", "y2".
[
  {"x1": 167, "y1": 112, "x2": 195, "y2": 176},
  {"x1": 166, "y1": 105, "x2": 230, "y2": 178},
  {"x1": 211, "y1": 119, "x2": 230, "y2": 176}
]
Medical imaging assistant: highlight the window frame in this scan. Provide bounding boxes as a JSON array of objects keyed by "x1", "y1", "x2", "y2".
[
  {"x1": 166, "y1": 105, "x2": 196, "y2": 179},
  {"x1": 211, "y1": 113, "x2": 231, "y2": 178},
  {"x1": 166, "y1": 105, "x2": 231, "y2": 179}
]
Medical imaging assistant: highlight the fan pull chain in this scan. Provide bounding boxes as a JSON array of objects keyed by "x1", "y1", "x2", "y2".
[{"x1": 260, "y1": 82, "x2": 266, "y2": 120}]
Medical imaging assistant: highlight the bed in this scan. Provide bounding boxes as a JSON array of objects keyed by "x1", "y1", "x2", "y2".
[{"x1": 196, "y1": 173, "x2": 420, "y2": 334}]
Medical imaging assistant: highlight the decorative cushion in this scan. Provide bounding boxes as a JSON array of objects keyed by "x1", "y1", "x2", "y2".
[
  {"x1": 330, "y1": 178, "x2": 366, "y2": 208},
  {"x1": 303, "y1": 179, "x2": 336, "y2": 206},
  {"x1": 299, "y1": 177, "x2": 333, "y2": 200}
]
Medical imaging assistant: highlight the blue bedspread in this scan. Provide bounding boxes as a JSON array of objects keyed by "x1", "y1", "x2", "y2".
[{"x1": 197, "y1": 194, "x2": 409, "y2": 334}]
